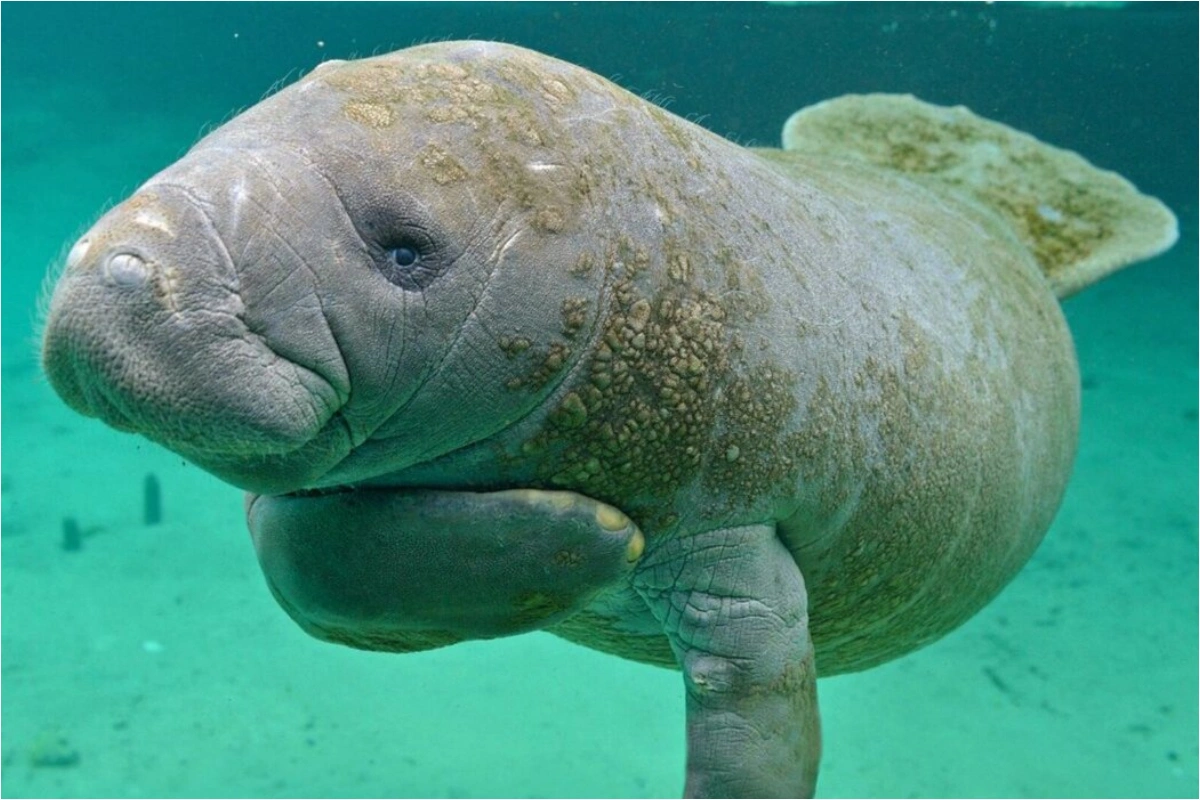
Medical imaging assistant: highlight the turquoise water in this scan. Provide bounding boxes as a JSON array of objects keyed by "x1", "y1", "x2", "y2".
[{"x1": 2, "y1": 3, "x2": 1196, "y2": 797}]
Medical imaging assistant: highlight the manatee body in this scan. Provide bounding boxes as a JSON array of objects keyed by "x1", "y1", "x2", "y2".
[{"x1": 41, "y1": 41, "x2": 1176, "y2": 798}]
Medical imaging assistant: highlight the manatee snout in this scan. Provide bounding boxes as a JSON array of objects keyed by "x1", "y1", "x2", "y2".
[
  {"x1": 41, "y1": 182, "x2": 346, "y2": 493},
  {"x1": 44, "y1": 187, "x2": 227, "y2": 418}
]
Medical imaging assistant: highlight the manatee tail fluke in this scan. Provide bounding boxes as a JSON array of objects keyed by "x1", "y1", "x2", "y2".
[{"x1": 780, "y1": 94, "x2": 1178, "y2": 298}]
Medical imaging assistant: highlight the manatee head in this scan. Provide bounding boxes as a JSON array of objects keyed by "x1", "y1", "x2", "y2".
[{"x1": 41, "y1": 42, "x2": 643, "y2": 494}]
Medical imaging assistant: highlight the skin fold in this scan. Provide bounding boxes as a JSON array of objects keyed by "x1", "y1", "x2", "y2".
[{"x1": 41, "y1": 41, "x2": 1176, "y2": 798}]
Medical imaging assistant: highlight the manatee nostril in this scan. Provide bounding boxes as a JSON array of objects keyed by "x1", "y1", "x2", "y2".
[
  {"x1": 103, "y1": 252, "x2": 149, "y2": 288},
  {"x1": 66, "y1": 237, "x2": 92, "y2": 269}
]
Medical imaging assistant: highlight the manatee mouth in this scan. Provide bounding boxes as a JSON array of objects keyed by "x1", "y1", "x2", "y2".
[
  {"x1": 72, "y1": 378, "x2": 140, "y2": 434},
  {"x1": 43, "y1": 287, "x2": 350, "y2": 495},
  {"x1": 276, "y1": 484, "x2": 363, "y2": 503}
]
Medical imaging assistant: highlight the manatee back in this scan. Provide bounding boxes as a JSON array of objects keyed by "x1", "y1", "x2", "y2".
[
  {"x1": 740, "y1": 151, "x2": 1078, "y2": 673},
  {"x1": 550, "y1": 143, "x2": 1084, "y2": 675},
  {"x1": 740, "y1": 96, "x2": 1175, "y2": 673}
]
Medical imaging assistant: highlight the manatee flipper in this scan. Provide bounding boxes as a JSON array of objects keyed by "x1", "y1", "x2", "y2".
[
  {"x1": 246, "y1": 488, "x2": 644, "y2": 652},
  {"x1": 777, "y1": 93, "x2": 1178, "y2": 297},
  {"x1": 634, "y1": 524, "x2": 820, "y2": 798}
]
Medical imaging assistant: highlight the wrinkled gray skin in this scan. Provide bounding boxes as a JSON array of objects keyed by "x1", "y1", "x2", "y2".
[{"x1": 42, "y1": 42, "x2": 1080, "y2": 797}]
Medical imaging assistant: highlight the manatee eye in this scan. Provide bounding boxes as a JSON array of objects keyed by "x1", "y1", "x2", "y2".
[
  {"x1": 388, "y1": 246, "x2": 419, "y2": 268},
  {"x1": 377, "y1": 235, "x2": 443, "y2": 291}
]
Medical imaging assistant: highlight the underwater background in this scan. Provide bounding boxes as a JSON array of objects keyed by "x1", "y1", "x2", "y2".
[{"x1": 1, "y1": 2, "x2": 1196, "y2": 797}]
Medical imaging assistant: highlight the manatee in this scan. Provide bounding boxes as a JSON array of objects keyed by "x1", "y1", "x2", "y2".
[{"x1": 40, "y1": 41, "x2": 1176, "y2": 798}]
